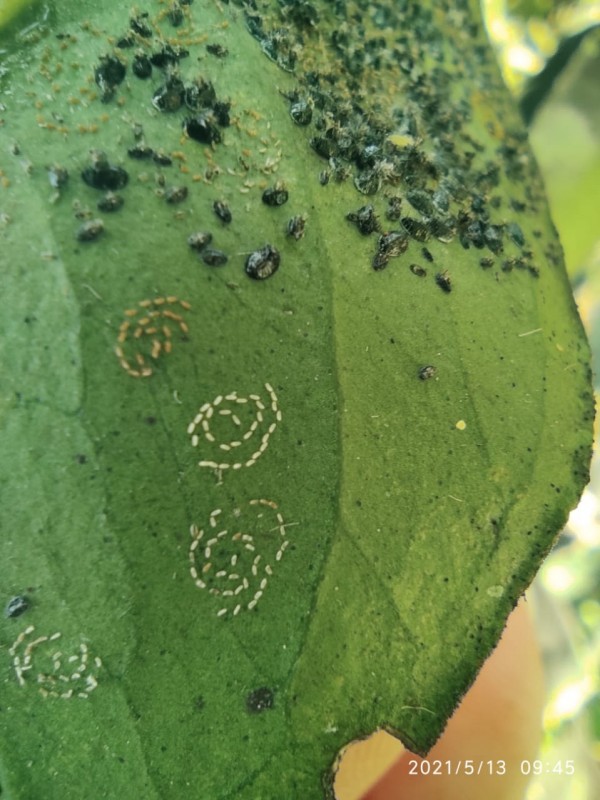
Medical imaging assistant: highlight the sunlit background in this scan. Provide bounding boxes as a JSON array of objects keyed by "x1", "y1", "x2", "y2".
[{"x1": 483, "y1": 1, "x2": 600, "y2": 798}]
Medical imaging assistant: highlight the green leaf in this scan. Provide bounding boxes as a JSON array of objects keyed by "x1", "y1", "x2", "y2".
[{"x1": 0, "y1": 1, "x2": 593, "y2": 798}]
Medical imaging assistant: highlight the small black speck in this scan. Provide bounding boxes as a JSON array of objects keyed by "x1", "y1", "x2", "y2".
[
  {"x1": 410, "y1": 263, "x2": 427, "y2": 277},
  {"x1": 145, "y1": 416, "x2": 157, "y2": 425},
  {"x1": 246, "y1": 687, "x2": 274, "y2": 714},
  {"x1": 5, "y1": 595, "x2": 29, "y2": 619},
  {"x1": 194, "y1": 695, "x2": 205, "y2": 711},
  {"x1": 75, "y1": 453, "x2": 88, "y2": 464},
  {"x1": 421, "y1": 247, "x2": 434, "y2": 263},
  {"x1": 213, "y1": 200, "x2": 232, "y2": 223}
]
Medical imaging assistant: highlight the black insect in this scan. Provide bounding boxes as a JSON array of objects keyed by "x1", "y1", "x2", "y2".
[
  {"x1": 153, "y1": 152, "x2": 173, "y2": 166},
  {"x1": 202, "y1": 248, "x2": 228, "y2": 267},
  {"x1": 4, "y1": 595, "x2": 29, "y2": 618},
  {"x1": 435, "y1": 270, "x2": 452, "y2": 292},
  {"x1": 97, "y1": 192, "x2": 124, "y2": 212},
  {"x1": 150, "y1": 44, "x2": 189, "y2": 68},
  {"x1": 346, "y1": 204, "x2": 379, "y2": 235},
  {"x1": 188, "y1": 231, "x2": 213, "y2": 251},
  {"x1": 206, "y1": 43, "x2": 229, "y2": 58},
  {"x1": 286, "y1": 215, "x2": 306, "y2": 240},
  {"x1": 483, "y1": 224, "x2": 504, "y2": 254},
  {"x1": 81, "y1": 151, "x2": 128, "y2": 191},
  {"x1": 127, "y1": 144, "x2": 154, "y2": 160},
  {"x1": 262, "y1": 183, "x2": 289, "y2": 207},
  {"x1": 94, "y1": 55, "x2": 126, "y2": 101},
  {"x1": 245, "y1": 244, "x2": 281, "y2": 280},
  {"x1": 385, "y1": 196, "x2": 402, "y2": 221},
  {"x1": 372, "y1": 232, "x2": 409, "y2": 271},
  {"x1": 167, "y1": 2, "x2": 184, "y2": 26},
  {"x1": 401, "y1": 216, "x2": 430, "y2": 242},
  {"x1": 165, "y1": 186, "x2": 188, "y2": 204},
  {"x1": 310, "y1": 136, "x2": 336, "y2": 160},
  {"x1": 421, "y1": 247, "x2": 434, "y2": 262},
  {"x1": 246, "y1": 687, "x2": 274, "y2": 714},
  {"x1": 213, "y1": 101, "x2": 231, "y2": 128},
  {"x1": 418, "y1": 365, "x2": 437, "y2": 380},
  {"x1": 184, "y1": 114, "x2": 221, "y2": 144},
  {"x1": 213, "y1": 200, "x2": 232, "y2": 223},
  {"x1": 132, "y1": 53, "x2": 152, "y2": 79},
  {"x1": 76, "y1": 219, "x2": 105, "y2": 242},
  {"x1": 153, "y1": 76, "x2": 185, "y2": 112},
  {"x1": 428, "y1": 217, "x2": 455, "y2": 243},
  {"x1": 47, "y1": 164, "x2": 69, "y2": 190},
  {"x1": 184, "y1": 77, "x2": 217, "y2": 111},
  {"x1": 354, "y1": 168, "x2": 381, "y2": 196},
  {"x1": 506, "y1": 221, "x2": 525, "y2": 248},
  {"x1": 410, "y1": 263, "x2": 427, "y2": 277},
  {"x1": 116, "y1": 35, "x2": 134, "y2": 49},
  {"x1": 289, "y1": 100, "x2": 312, "y2": 126},
  {"x1": 130, "y1": 13, "x2": 153, "y2": 38},
  {"x1": 406, "y1": 188, "x2": 436, "y2": 217}
]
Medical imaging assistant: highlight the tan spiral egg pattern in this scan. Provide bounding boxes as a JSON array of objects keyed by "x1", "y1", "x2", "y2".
[{"x1": 115, "y1": 295, "x2": 191, "y2": 378}]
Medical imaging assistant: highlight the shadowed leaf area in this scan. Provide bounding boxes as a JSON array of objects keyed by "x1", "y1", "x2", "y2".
[{"x1": 0, "y1": 0, "x2": 593, "y2": 798}]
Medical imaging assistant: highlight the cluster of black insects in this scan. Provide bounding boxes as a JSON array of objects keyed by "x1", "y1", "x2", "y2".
[
  {"x1": 50, "y1": 5, "x2": 311, "y2": 280},
  {"x1": 235, "y1": 0, "x2": 542, "y2": 279},
  {"x1": 94, "y1": 9, "x2": 232, "y2": 147}
]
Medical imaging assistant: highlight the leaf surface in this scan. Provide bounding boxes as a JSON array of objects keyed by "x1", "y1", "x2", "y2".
[{"x1": 0, "y1": 1, "x2": 593, "y2": 798}]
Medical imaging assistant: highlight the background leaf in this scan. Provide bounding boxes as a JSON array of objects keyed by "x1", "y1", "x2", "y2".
[{"x1": 0, "y1": 1, "x2": 593, "y2": 798}]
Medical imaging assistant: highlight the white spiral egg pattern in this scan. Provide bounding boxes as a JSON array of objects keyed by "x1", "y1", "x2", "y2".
[
  {"x1": 187, "y1": 382, "x2": 282, "y2": 470},
  {"x1": 188, "y1": 498, "x2": 291, "y2": 618},
  {"x1": 9, "y1": 625, "x2": 102, "y2": 700}
]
